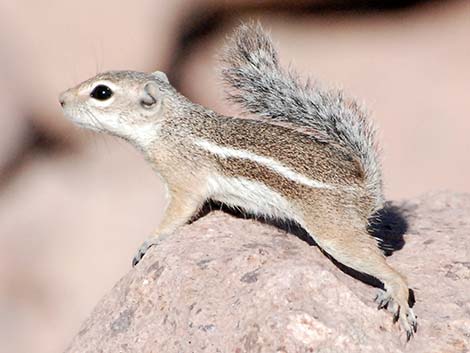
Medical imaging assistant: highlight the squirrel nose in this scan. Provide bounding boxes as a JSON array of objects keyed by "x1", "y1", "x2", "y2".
[{"x1": 59, "y1": 91, "x2": 67, "y2": 107}]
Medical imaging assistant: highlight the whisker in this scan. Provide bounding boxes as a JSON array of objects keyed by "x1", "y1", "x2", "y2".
[{"x1": 87, "y1": 110, "x2": 116, "y2": 154}]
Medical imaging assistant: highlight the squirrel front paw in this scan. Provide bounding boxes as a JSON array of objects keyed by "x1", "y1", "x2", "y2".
[
  {"x1": 375, "y1": 289, "x2": 418, "y2": 341},
  {"x1": 132, "y1": 238, "x2": 159, "y2": 267}
]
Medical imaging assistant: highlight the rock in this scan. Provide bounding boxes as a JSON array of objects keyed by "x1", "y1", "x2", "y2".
[
  {"x1": 65, "y1": 192, "x2": 470, "y2": 352},
  {"x1": 0, "y1": 32, "x2": 31, "y2": 174},
  {"x1": 0, "y1": 83, "x2": 30, "y2": 174}
]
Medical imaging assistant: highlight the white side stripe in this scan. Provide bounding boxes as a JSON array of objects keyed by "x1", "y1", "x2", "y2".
[{"x1": 194, "y1": 139, "x2": 334, "y2": 190}]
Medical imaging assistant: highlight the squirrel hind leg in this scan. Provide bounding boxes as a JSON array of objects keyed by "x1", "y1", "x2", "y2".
[{"x1": 303, "y1": 219, "x2": 417, "y2": 340}]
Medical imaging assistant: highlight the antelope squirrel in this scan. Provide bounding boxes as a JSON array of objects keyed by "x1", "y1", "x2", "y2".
[{"x1": 59, "y1": 23, "x2": 417, "y2": 339}]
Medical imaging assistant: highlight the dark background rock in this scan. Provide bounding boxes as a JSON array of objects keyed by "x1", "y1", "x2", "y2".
[{"x1": 65, "y1": 192, "x2": 470, "y2": 352}]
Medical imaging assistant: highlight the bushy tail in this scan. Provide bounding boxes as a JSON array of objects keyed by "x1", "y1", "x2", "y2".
[{"x1": 219, "y1": 22, "x2": 383, "y2": 210}]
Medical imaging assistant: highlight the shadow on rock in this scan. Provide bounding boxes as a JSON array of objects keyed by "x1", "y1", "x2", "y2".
[
  {"x1": 193, "y1": 199, "x2": 413, "y2": 301},
  {"x1": 368, "y1": 202, "x2": 409, "y2": 256}
]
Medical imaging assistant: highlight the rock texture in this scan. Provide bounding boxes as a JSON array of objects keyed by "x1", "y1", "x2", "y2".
[{"x1": 65, "y1": 192, "x2": 470, "y2": 353}]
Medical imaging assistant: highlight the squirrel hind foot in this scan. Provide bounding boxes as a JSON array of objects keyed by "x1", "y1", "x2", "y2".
[{"x1": 375, "y1": 288, "x2": 418, "y2": 341}]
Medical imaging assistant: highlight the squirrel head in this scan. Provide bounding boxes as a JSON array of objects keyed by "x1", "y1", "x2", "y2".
[{"x1": 59, "y1": 70, "x2": 173, "y2": 149}]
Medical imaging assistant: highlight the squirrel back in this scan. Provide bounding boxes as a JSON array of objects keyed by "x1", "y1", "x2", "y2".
[{"x1": 220, "y1": 23, "x2": 383, "y2": 212}]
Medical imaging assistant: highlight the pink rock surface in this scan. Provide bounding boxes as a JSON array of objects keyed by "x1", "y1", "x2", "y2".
[{"x1": 65, "y1": 192, "x2": 470, "y2": 352}]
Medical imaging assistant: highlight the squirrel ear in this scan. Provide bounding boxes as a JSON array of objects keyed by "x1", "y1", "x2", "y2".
[
  {"x1": 140, "y1": 81, "x2": 161, "y2": 108},
  {"x1": 152, "y1": 71, "x2": 169, "y2": 83}
]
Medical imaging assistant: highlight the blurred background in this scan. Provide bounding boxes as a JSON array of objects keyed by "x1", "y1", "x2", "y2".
[{"x1": 0, "y1": 0, "x2": 469, "y2": 352}]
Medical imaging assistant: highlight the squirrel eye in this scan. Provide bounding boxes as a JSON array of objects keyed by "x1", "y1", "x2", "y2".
[{"x1": 90, "y1": 85, "x2": 113, "y2": 101}]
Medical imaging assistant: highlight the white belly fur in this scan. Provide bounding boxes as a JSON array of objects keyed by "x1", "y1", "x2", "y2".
[{"x1": 206, "y1": 174, "x2": 301, "y2": 223}]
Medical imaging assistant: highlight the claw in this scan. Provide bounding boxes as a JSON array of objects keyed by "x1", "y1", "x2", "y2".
[
  {"x1": 132, "y1": 253, "x2": 142, "y2": 267},
  {"x1": 374, "y1": 289, "x2": 418, "y2": 340},
  {"x1": 375, "y1": 290, "x2": 391, "y2": 310},
  {"x1": 132, "y1": 238, "x2": 158, "y2": 267},
  {"x1": 377, "y1": 299, "x2": 388, "y2": 310},
  {"x1": 406, "y1": 329, "x2": 413, "y2": 341},
  {"x1": 393, "y1": 307, "x2": 400, "y2": 324}
]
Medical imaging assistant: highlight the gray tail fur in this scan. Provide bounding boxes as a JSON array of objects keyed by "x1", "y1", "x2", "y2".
[{"x1": 219, "y1": 22, "x2": 384, "y2": 210}]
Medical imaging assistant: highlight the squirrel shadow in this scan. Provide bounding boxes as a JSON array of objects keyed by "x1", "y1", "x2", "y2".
[{"x1": 194, "y1": 200, "x2": 415, "y2": 307}]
